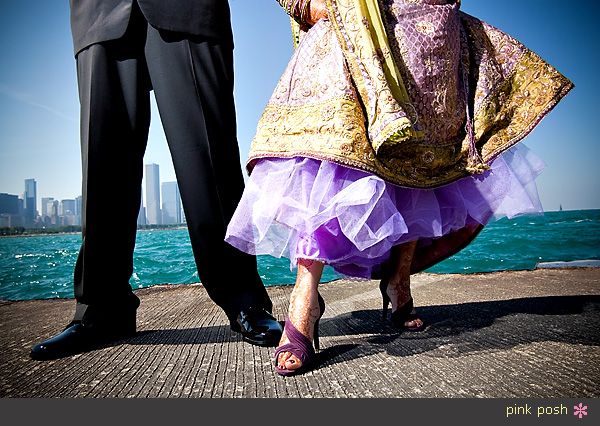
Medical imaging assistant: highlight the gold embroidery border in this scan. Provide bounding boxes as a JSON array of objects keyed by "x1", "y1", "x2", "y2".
[
  {"x1": 326, "y1": 0, "x2": 420, "y2": 151},
  {"x1": 475, "y1": 50, "x2": 574, "y2": 164}
]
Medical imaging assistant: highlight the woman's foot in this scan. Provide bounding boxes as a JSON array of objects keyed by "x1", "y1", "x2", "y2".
[
  {"x1": 382, "y1": 278, "x2": 424, "y2": 330},
  {"x1": 276, "y1": 289, "x2": 322, "y2": 372},
  {"x1": 275, "y1": 259, "x2": 324, "y2": 374},
  {"x1": 381, "y1": 241, "x2": 424, "y2": 331}
]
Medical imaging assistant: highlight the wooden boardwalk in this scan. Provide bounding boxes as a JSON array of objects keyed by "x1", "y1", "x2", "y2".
[{"x1": 1, "y1": 268, "x2": 599, "y2": 398}]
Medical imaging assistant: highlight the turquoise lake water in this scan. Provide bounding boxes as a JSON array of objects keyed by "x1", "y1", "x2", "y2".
[{"x1": 1, "y1": 209, "x2": 598, "y2": 300}]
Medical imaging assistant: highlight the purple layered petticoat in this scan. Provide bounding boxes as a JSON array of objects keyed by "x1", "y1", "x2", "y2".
[{"x1": 225, "y1": 145, "x2": 544, "y2": 278}]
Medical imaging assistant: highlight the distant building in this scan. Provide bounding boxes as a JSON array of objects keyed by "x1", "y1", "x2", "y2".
[
  {"x1": 145, "y1": 164, "x2": 161, "y2": 225},
  {"x1": 60, "y1": 199, "x2": 76, "y2": 216},
  {"x1": 24, "y1": 179, "x2": 37, "y2": 226},
  {"x1": 41, "y1": 197, "x2": 54, "y2": 226},
  {"x1": 137, "y1": 196, "x2": 147, "y2": 226},
  {"x1": 60, "y1": 199, "x2": 77, "y2": 226},
  {"x1": 41, "y1": 197, "x2": 54, "y2": 218},
  {"x1": 161, "y1": 181, "x2": 182, "y2": 225},
  {"x1": 49, "y1": 200, "x2": 59, "y2": 226},
  {"x1": 75, "y1": 196, "x2": 83, "y2": 225},
  {"x1": 0, "y1": 193, "x2": 21, "y2": 227},
  {"x1": 0, "y1": 193, "x2": 19, "y2": 215}
]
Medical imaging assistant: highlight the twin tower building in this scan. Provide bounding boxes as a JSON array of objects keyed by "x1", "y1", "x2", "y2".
[{"x1": 139, "y1": 164, "x2": 184, "y2": 226}]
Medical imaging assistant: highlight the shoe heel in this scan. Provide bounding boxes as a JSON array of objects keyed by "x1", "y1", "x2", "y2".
[
  {"x1": 314, "y1": 293, "x2": 325, "y2": 352},
  {"x1": 379, "y1": 281, "x2": 390, "y2": 320},
  {"x1": 313, "y1": 318, "x2": 321, "y2": 351}
]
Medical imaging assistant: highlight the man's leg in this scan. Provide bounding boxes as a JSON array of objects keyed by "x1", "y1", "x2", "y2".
[
  {"x1": 31, "y1": 18, "x2": 151, "y2": 359},
  {"x1": 73, "y1": 36, "x2": 151, "y2": 320},
  {"x1": 144, "y1": 27, "x2": 277, "y2": 338}
]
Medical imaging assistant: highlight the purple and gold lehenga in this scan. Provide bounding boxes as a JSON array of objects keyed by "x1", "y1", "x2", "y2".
[{"x1": 225, "y1": 0, "x2": 573, "y2": 278}]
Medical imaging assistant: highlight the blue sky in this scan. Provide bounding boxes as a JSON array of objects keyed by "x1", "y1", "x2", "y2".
[{"x1": 0, "y1": 0, "x2": 598, "y2": 211}]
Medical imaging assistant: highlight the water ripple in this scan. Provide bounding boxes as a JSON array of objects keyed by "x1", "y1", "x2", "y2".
[{"x1": 1, "y1": 210, "x2": 599, "y2": 300}]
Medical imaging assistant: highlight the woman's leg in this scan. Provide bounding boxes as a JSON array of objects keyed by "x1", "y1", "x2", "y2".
[
  {"x1": 384, "y1": 240, "x2": 423, "y2": 329},
  {"x1": 276, "y1": 259, "x2": 324, "y2": 371}
]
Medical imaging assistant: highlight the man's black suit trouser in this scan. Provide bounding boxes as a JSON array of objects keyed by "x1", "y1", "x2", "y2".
[{"x1": 72, "y1": 8, "x2": 271, "y2": 322}]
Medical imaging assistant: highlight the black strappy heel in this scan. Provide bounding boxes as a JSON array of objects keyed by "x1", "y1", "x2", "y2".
[{"x1": 379, "y1": 281, "x2": 425, "y2": 331}]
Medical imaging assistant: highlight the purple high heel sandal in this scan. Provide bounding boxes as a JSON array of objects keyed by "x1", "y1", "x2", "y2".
[{"x1": 274, "y1": 294, "x2": 325, "y2": 377}]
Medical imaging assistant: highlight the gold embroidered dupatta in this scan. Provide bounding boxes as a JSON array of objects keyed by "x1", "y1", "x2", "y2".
[
  {"x1": 293, "y1": 0, "x2": 420, "y2": 149},
  {"x1": 250, "y1": 0, "x2": 573, "y2": 188}
]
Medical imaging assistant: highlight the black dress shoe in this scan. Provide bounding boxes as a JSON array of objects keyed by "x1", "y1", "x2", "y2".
[
  {"x1": 30, "y1": 317, "x2": 136, "y2": 361},
  {"x1": 231, "y1": 307, "x2": 283, "y2": 347}
]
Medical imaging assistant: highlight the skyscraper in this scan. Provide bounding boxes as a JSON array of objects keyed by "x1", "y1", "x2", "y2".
[
  {"x1": 50, "y1": 200, "x2": 59, "y2": 225},
  {"x1": 41, "y1": 197, "x2": 54, "y2": 226},
  {"x1": 60, "y1": 199, "x2": 76, "y2": 216},
  {"x1": 0, "y1": 193, "x2": 19, "y2": 215},
  {"x1": 145, "y1": 164, "x2": 161, "y2": 225},
  {"x1": 161, "y1": 181, "x2": 181, "y2": 225},
  {"x1": 41, "y1": 197, "x2": 54, "y2": 218},
  {"x1": 24, "y1": 179, "x2": 37, "y2": 226},
  {"x1": 0, "y1": 193, "x2": 20, "y2": 227},
  {"x1": 60, "y1": 199, "x2": 77, "y2": 226},
  {"x1": 137, "y1": 195, "x2": 147, "y2": 226},
  {"x1": 75, "y1": 195, "x2": 83, "y2": 226}
]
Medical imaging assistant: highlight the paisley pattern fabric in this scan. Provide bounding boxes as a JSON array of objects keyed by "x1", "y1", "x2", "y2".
[{"x1": 249, "y1": 0, "x2": 573, "y2": 188}]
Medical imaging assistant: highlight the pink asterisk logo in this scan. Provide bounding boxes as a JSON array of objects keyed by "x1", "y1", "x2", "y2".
[{"x1": 574, "y1": 403, "x2": 588, "y2": 419}]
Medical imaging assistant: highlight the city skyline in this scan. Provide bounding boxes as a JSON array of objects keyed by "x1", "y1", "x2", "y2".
[
  {"x1": 0, "y1": 177, "x2": 82, "y2": 228},
  {"x1": 1, "y1": 163, "x2": 185, "y2": 228}
]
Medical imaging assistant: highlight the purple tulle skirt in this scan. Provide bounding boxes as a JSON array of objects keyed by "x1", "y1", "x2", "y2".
[{"x1": 225, "y1": 145, "x2": 544, "y2": 278}]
